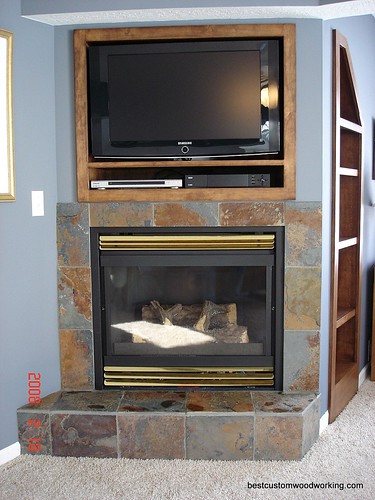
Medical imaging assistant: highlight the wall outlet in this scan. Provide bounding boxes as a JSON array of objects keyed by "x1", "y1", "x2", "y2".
[{"x1": 31, "y1": 191, "x2": 44, "y2": 217}]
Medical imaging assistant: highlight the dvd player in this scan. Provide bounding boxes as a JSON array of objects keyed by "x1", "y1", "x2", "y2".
[
  {"x1": 184, "y1": 174, "x2": 270, "y2": 188},
  {"x1": 91, "y1": 179, "x2": 182, "y2": 189}
]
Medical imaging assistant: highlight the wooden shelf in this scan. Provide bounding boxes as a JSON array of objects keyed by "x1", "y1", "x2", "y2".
[
  {"x1": 329, "y1": 30, "x2": 363, "y2": 423},
  {"x1": 339, "y1": 167, "x2": 358, "y2": 177},
  {"x1": 338, "y1": 237, "x2": 357, "y2": 250},
  {"x1": 335, "y1": 360, "x2": 357, "y2": 385},
  {"x1": 336, "y1": 307, "x2": 356, "y2": 329},
  {"x1": 86, "y1": 158, "x2": 287, "y2": 169},
  {"x1": 73, "y1": 24, "x2": 296, "y2": 203},
  {"x1": 75, "y1": 185, "x2": 294, "y2": 203},
  {"x1": 339, "y1": 117, "x2": 362, "y2": 133}
]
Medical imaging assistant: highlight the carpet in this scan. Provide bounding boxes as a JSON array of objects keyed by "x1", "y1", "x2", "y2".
[{"x1": 1, "y1": 379, "x2": 374, "y2": 500}]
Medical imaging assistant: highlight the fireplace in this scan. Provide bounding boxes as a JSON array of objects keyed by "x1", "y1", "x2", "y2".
[
  {"x1": 90, "y1": 226, "x2": 284, "y2": 390},
  {"x1": 17, "y1": 202, "x2": 322, "y2": 461}
]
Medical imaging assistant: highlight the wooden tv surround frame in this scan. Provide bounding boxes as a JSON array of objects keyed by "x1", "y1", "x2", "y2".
[{"x1": 74, "y1": 24, "x2": 296, "y2": 202}]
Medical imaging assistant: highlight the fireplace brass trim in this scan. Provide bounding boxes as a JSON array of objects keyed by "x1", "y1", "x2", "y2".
[
  {"x1": 104, "y1": 380, "x2": 274, "y2": 387},
  {"x1": 103, "y1": 366, "x2": 274, "y2": 387},
  {"x1": 99, "y1": 234, "x2": 275, "y2": 251},
  {"x1": 104, "y1": 366, "x2": 273, "y2": 372}
]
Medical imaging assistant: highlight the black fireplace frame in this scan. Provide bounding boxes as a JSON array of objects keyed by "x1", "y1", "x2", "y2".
[{"x1": 90, "y1": 226, "x2": 284, "y2": 390}]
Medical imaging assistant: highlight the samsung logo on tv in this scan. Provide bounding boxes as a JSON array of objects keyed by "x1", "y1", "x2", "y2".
[{"x1": 178, "y1": 141, "x2": 192, "y2": 145}]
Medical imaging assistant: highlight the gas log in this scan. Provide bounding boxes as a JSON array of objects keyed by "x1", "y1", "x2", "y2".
[{"x1": 142, "y1": 300, "x2": 249, "y2": 343}]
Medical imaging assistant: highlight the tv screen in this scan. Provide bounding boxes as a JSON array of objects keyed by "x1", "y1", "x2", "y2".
[{"x1": 88, "y1": 39, "x2": 281, "y2": 159}]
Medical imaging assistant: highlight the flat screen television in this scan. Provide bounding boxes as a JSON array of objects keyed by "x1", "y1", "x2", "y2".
[{"x1": 88, "y1": 38, "x2": 282, "y2": 160}]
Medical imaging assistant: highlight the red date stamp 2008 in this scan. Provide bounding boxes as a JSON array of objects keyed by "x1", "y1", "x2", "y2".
[
  {"x1": 27, "y1": 372, "x2": 42, "y2": 453},
  {"x1": 28, "y1": 372, "x2": 41, "y2": 404}
]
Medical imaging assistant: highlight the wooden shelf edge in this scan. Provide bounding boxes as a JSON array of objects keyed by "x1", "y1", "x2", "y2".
[
  {"x1": 338, "y1": 237, "x2": 357, "y2": 250},
  {"x1": 81, "y1": 186, "x2": 295, "y2": 203},
  {"x1": 339, "y1": 167, "x2": 358, "y2": 177},
  {"x1": 86, "y1": 159, "x2": 287, "y2": 169},
  {"x1": 339, "y1": 117, "x2": 362, "y2": 133},
  {"x1": 77, "y1": 24, "x2": 296, "y2": 43},
  {"x1": 336, "y1": 307, "x2": 356, "y2": 329}
]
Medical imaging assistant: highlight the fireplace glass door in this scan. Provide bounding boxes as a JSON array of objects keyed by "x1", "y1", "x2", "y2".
[{"x1": 106, "y1": 262, "x2": 271, "y2": 357}]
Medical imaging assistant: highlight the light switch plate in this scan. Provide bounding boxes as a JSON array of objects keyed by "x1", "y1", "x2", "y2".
[{"x1": 31, "y1": 191, "x2": 44, "y2": 217}]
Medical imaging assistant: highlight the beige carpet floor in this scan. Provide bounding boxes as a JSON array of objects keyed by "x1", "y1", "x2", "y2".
[{"x1": 1, "y1": 379, "x2": 375, "y2": 500}]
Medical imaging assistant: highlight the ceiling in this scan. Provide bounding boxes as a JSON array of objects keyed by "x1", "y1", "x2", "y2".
[{"x1": 21, "y1": 0, "x2": 375, "y2": 26}]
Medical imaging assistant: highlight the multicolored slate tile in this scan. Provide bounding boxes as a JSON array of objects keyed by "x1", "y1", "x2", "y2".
[
  {"x1": 17, "y1": 411, "x2": 51, "y2": 455},
  {"x1": 154, "y1": 202, "x2": 219, "y2": 226},
  {"x1": 284, "y1": 330, "x2": 320, "y2": 391},
  {"x1": 90, "y1": 202, "x2": 153, "y2": 227},
  {"x1": 118, "y1": 414, "x2": 185, "y2": 459},
  {"x1": 186, "y1": 415, "x2": 254, "y2": 460},
  {"x1": 254, "y1": 415, "x2": 303, "y2": 460},
  {"x1": 119, "y1": 390, "x2": 186, "y2": 412},
  {"x1": 186, "y1": 390, "x2": 253, "y2": 412},
  {"x1": 57, "y1": 203, "x2": 89, "y2": 267},
  {"x1": 51, "y1": 413, "x2": 117, "y2": 458},
  {"x1": 59, "y1": 330, "x2": 94, "y2": 390},
  {"x1": 285, "y1": 202, "x2": 322, "y2": 267},
  {"x1": 58, "y1": 267, "x2": 92, "y2": 329},
  {"x1": 219, "y1": 202, "x2": 284, "y2": 226},
  {"x1": 284, "y1": 267, "x2": 321, "y2": 331},
  {"x1": 52, "y1": 390, "x2": 123, "y2": 412}
]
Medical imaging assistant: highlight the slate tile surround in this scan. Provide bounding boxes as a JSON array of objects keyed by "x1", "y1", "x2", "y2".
[{"x1": 56, "y1": 200, "x2": 322, "y2": 394}]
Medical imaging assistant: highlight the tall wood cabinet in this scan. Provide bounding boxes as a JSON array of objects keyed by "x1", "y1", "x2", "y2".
[{"x1": 329, "y1": 31, "x2": 363, "y2": 423}]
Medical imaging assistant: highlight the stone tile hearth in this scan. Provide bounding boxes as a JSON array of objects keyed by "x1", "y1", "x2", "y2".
[{"x1": 18, "y1": 389, "x2": 320, "y2": 460}]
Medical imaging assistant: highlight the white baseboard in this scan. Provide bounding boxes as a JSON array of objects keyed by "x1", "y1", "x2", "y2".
[
  {"x1": 0, "y1": 442, "x2": 20, "y2": 466},
  {"x1": 319, "y1": 410, "x2": 329, "y2": 434},
  {"x1": 359, "y1": 363, "x2": 370, "y2": 387}
]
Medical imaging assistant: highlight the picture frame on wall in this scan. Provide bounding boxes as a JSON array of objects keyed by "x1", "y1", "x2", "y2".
[{"x1": 0, "y1": 29, "x2": 15, "y2": 202}]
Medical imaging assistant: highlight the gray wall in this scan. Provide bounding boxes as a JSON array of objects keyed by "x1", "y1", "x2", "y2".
[{"x1": 0, "y1": 0, "x2": 60, "y2": 450}]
